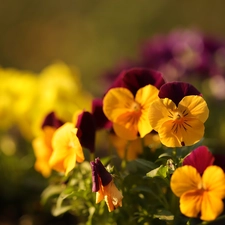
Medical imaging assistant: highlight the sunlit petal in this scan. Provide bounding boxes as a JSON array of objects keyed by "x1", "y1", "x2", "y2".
[
  {"x1": 103, "y1": 88, "x2": 134, "y2": 122},
  {"x1": 180, "y1": 190, "x2": 203, "y2": 218},
  {"x1": 159, "y1": 118, "x2": 204, "y2": 147},
  {"x1": 201, "y1": 192, "x2": 224, "y2": 221},
  {"x1": 148, "y1": 98, "x2": 176, "y2": 132},
  {"x1": 178, "y1": 96, "x2": 209, "y2": 123},
  {"x1": 49, "y1": 122, "x2": 84, "y2": 175},
  {"x1": 171, "y1": 166, "x2": 201, "y2": 197},
  {"x1": 202, "y1": 166, "x2": 225, "y2": 199}
]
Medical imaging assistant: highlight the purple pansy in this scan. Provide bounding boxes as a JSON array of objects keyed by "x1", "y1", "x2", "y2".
[{"x1": 90, "y1": 158, "x2": 112, "y2": 192}]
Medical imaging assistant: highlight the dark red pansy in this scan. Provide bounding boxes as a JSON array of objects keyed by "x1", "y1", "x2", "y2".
[
  {"x1": 90, "y1": 158, "x2": 112, "y2": 192},
  {"x1": 41, "y1": 111, "x2": 64, "y2": 129},
  {"x1": 92, "y1": 98, "x2": 112, "y2": 130},
  {"x1": 183, "y1": 146, "x2": 215, "y2": 174},
  {"x1": 76, "y1": 111, "x2": 96, "y2": 153},
  {"x1": 107, "y1": 67, "x2": 165, "y2": 96},
  {"x1": 158, "y1": 81, "x2": 202, "y2": 106}
]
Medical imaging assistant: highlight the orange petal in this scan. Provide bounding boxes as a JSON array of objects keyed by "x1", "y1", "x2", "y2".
[
  {"x1": 180, "y1": 189, "x2": 203, "y2": 218},
  {"x1": 159, "y1": 118, "x2": 205, "y2": 147},
  {"x1": 171, "y1": 165, "x2": 201, "y2": 197}
]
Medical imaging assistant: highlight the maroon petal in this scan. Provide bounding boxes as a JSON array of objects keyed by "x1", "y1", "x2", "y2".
[
  {"x1": 76, "y1": 111, "x2": 96, "y2": 153},
  {"x1": 108, "y1": 67, "x2": 165, "y2": 96},
  {"x1": 90, "y1": 161, "x2": 99, "y2": 192},
  {"x1": 183, "y1": 146, "x2": 215, "y2": 174},
  {"x1": 158, "y1": 82, "x2": 202, "y2": 106},
  {"x1": 41, "y1": 111, "x2": 64, "y2": 129},
  {"x1": 92, "y1": 98, "x2": 112, "y2": 130},
  {"x1": 95, "y1": 158, "x2": 112, "y2": 186}
]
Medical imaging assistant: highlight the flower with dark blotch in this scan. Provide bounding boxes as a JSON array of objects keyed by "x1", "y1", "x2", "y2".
[
  {"x1": 149, "y1": 82, "x2": 209, "y2": 147},
  {"x1": 103, "y1": 68, "x2": 165, "y2": 140},
  {"x1": 90, "y1": 158, "x2": 123, "y2": 212}
]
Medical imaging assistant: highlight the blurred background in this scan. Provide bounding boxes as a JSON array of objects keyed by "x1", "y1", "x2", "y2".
[{"x1": 1, "y1": 0, "x2": 225, "y2": 224}]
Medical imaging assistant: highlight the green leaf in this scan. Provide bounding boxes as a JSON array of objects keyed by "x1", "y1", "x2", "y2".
[
  {"x1": 146, "y1": 165, "x2": 168, "y2": 178},
  {"x1": 41, "y1": 184, "x2": 66, "y2": 204}
]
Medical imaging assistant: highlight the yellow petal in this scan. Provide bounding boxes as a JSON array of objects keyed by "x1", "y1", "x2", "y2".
[
  {"x1": 202, "y1": 166, "x2": 225, "y2": 199},
  {"x1": 149, "y1": 98, "x2": 177, "y2": 132},
  {"x1": 171, "y1": 165, "x2": 201, "y2": 197},
  {"x1": 180, "y1": 189, "x2": 203, "y2": 218},
  {"x1": 113, "y1": 123, "x2": 138, "y2": 140},
  {"x1": 136, "y1": 85, "x2": 159, "y2": 137},
  {"x1": 200, "y1": 192, "x2": 224, "y2": 221},
  {"x1": 159, "y1": 118, "x2": 205, "y2": 147},
  {"x1": 49, "y1": 122, "x2": 84, "y2": 175},
  {"x1": 103, "y1": 88, "x2": 134, "y2": 122},
  {"x1": 104, "y1": 181, "x2": 123, "y2": 212},
  {"x1": 178, "y1": 96, "x2": 209, "y2": 123}
]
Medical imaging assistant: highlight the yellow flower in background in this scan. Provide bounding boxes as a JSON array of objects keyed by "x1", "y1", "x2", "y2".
[
  {"x1": 109, "y1": 132, "x2": 160, "y2": 160},
  {"x1": 171, "y1": 165, "x2": 225, "y2": 221},
  {"x1": 32, "y1": 126, "x2": 56, "y2": 177},
  {"x1": 49, "y1": 122, "x2": 84, "y2": 176},
  {"x1": 31, "y1": 62, "x2": 92, "y2": 137},
  {"x1": 103, "y1": 85, "x2": 159, "y2": 140},
  {"x1": 0, "y1": 67, "x2": 37, "y2": 135},
  {"x1": 149, "y1": 82, "x2": 209, "y2": 147}
]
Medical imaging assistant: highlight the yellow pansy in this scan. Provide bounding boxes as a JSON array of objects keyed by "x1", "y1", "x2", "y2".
[
  {"x1": 49, "y1": 122, "x2": 84, "y2": 176},
  {"x1": 103, "y1": 85, "x2": 159, "y2": 140},
  {"x1": 149, "y1": 82, "x2": 209, "y2": 147},
  {"x1": 171, "y1": 165, "x2": 225, "y2": 221}
]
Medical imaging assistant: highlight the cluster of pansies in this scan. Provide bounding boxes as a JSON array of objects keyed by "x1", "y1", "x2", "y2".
[{"x1": 29, "y1": 64, "x2": 225, "y2": 225}]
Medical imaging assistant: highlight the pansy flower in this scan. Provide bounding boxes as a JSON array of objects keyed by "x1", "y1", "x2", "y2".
[
  {"x1": 171, "y1": 146, "x2": 225, "y2": 221},
  {"x1": 32, "y1": 112, "x2": 63, "y2": 177},
  {"x1": 49, "y1": 122, "x2": 84, "y2": 176},
  {"x1": 103, "y1": 68, "x2": 165, "y2": 140},
  {"x1": 90, "y1": 158, "x2": 123, "y2": 212},
  {"x1": 148, "y1": 82, "x2": 209, "y2": 147}
]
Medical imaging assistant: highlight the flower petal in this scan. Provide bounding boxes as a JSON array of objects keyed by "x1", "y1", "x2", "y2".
[
  {"x1": 109, "y1": 68, "x2": 165, "y2": 96},
  {"x1": 136, "y1": 84, "x2": 159, "y2": 137},
  {"x1": 178, "y1": 95, "x2": 209, "y2": 123},
  {"x1": 171, "y1": 165, "x2": 201, "y2": 197},
  {"x1": 148, "y1": 98, "x2": 177, "y2": 132},
  {"x1": 180, "y1": 189, "x2": 203, "y2": 218},
  {"x1": 103, "y1": 87, "x2": 135, "y2": 122},
  {"x1": 202, "y1": 166, "x2": 225, "y2": 199},
  {"x1": 159, "y1": 117, "x2": 205, "y2": 147},
  {"x1": 200, "y1": 192, "x2": 224, "y2": 221},
  {"x1": 183, "y1": 146, "x2": 215, "y2": 174}
]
